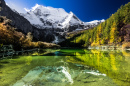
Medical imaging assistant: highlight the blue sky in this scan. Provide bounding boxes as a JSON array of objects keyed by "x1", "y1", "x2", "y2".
[{"x1": 5, "y1": 0, "x2": 130, "y2": 22}]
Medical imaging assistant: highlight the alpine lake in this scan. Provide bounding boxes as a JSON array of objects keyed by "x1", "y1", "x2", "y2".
[{"x1": 0, "y1": 49, "x2": 130, "y2": 86}]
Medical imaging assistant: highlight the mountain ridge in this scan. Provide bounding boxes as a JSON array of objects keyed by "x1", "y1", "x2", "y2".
[
  {"x1": 0, "y1": 0, "x2": 104, "y2": 43},
  {"x1": 21, "y1": 4, "x2": 104, "y2": 31},
  {"x1": 21, "y1": 4, "x2": 83, "y2": 30},
  {"x1": 0, "y1": 0, "x2": 60, "y2": 42}
]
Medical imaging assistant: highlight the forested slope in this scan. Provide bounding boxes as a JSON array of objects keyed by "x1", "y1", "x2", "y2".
[
  {"x1": 0, "y1": 16, "x2": 59, "y2": 50},
  {"x1": 60, "y1": 2, "x2": 130, "y2": 48}
]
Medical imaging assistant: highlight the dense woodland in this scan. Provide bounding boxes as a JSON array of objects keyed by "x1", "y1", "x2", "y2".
[{"x1": 60, "y1": 2, "x2": 130, "y2": 48}]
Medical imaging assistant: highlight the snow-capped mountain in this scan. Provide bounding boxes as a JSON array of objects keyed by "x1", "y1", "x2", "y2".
[
  {"x1": 1, "y1": 0, "x2": 105, "y2": 44},
  {"x1": 21, "y1": 4, "x2": 83, "y2": 31},
  {"x1": 84, "y1": 19, "x2": 105, "y2": 29},
  {"x1": 84, "y1": 19, "x2": 105, "y2": 25}
]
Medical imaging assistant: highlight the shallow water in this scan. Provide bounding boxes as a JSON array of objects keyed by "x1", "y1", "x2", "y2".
[{"x1": 0, "y1": 49, "x2": 130, "y2": 86}]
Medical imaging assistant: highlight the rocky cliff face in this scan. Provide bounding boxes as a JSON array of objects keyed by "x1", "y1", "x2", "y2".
[
  {"x1": 0, "y1": 0, "x2": 59, "y2": 42},
  {"x1": 0, "y1": 0, "x2": 33, "y2": 33}
]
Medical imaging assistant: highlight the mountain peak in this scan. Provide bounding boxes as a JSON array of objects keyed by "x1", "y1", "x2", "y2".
[
  {"x1": 22, "y1": 4, "x2": 83, "y2": 29},
  {"x1": 84, "y1": 19, "x2": 105, "y2": 25},
  {"x1": 22, "y1": 4, "x2": 103, "y2": 31},
  {"x1": 24, "y1": 4, "x2": 66, "y2": 14},
  {"x1": 24, "y1": 4, "x2": 41, "y2": 12}
]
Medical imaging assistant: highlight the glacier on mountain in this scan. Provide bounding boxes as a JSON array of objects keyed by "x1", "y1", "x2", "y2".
[
  {"x1": 21, "y1": 4, "x2": 104, "y2": 31},
  {"x1": 21, "y1": 4, "x2": 105, "y2": 43},
  {"x1": 21, "y1": 4, "x2": 82, "y2": 29}
]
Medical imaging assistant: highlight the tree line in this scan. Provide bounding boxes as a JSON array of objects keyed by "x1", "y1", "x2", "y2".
[{"x1": 60, "y1": 2, "x2": 130, "y2": 47}]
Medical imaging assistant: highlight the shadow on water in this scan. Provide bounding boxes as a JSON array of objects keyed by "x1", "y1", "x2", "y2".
[{"x1": 0, "y1": 49, "x2": 130, "y2": 86}]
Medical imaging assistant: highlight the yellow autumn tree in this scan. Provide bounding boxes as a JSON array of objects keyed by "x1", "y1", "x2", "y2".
[
  {"x1": 110, "y1": 21, "x2": 118, "y2": 44},
  {"x1": 26, "y1": 32, "x2": 33, "y2": 42},
  {"x1": 96, "y1": 24, "x2": 102, "y2": 45}
]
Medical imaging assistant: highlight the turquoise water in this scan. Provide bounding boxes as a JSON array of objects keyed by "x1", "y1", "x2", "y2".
[{"x1": 0, "y1": 49, "x2": 130, "y2": 86}]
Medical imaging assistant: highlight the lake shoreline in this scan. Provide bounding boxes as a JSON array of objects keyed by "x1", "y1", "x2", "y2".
[{"x1": 88, "y1": 44, "x2": 130, "y2": 51}]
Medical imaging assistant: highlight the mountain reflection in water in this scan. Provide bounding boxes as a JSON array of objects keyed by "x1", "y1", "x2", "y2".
[{"x1": 0, "y1": 49, "x2": 130, "y2": 86}]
